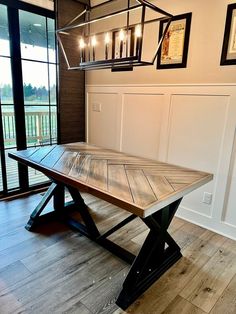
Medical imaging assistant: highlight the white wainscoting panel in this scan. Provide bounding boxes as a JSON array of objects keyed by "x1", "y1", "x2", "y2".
[
  {"x1": 222, "y1": 129, "x2": 236, "y2": 226},
  {"x1": 121, "y1": 93, "x2": 164, "y2": 159},
  {"x1": 86, "y1": 84, "x2": 236, "y2": 240},
  {"x1": 87, "y1": 92, "x2": 120, "y2": 150},
  {"x1": 167, "y1": 94, "x2": 229, "y2": 217}
]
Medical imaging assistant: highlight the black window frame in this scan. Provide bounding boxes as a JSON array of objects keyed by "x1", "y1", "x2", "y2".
[{"x1": 0, "y1": 0, "x2": 59, "y2": 198}]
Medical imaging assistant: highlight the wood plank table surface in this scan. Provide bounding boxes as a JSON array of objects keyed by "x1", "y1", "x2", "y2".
[
  {"x1": 9, "y1": 142, "x2": 212, "y2": 217},
  {"x1": 9, "y1": 142, "x2": 213, "y2": 310}
]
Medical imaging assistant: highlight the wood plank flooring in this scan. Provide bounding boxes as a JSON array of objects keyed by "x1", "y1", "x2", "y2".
[{"x1": 0, "y1": 192, "x2": 236, "y2": 314}]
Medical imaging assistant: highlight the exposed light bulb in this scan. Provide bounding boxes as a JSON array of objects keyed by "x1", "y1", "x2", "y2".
[
  {"x1": 105, "y1": 33, "x2": 110, "y2": 44},
  {"x1": 91, "y1": 35, "x2": 97, "y2": 47},
  {"x1": 119, "y1": 29, "x2": 125, "y2": 41},
  {"x1": 135, "y1": 24, "x2": 142, "y2": 38},
  {"x1": 79, "y1": 37, "x2": 85, "y2": 49}
]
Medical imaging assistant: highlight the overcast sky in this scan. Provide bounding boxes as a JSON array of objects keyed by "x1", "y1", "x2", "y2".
[{"x1": 0, "y1": 39, "x2": 56, "y2": 88}]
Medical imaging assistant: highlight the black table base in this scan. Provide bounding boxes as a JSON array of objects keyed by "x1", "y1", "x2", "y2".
[{"x1": 25, "y1": 181, "x2": 182, "y2": 310}]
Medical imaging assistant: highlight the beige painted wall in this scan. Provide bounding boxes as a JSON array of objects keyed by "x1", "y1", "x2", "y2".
[
  {"x1": 85, "y1": 1, "x2": 236, "y2": 239},
  {"x1": 86, "y1": 0, "x2": 236, "y2": 85}
]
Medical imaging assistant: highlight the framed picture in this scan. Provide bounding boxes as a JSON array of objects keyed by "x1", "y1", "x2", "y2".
[
  {"x1": 157, "y1": 13, "x2": 192, "y2": 69},
  {"x1": 112, "y1": 28, "x2": 135, "y2": 59},
  {"x1": 220, "y1": 3, "x2": 236, "y2": 65}
]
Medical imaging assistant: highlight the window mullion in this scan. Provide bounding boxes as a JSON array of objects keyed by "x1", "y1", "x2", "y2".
[{"x1": 8, "y1": 6, "x2": 29, "y2": 190}]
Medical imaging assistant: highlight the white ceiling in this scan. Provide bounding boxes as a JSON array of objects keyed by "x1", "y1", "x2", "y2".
[{"x1": 91, "y1": 0, "x2": 110, "y2": 5}]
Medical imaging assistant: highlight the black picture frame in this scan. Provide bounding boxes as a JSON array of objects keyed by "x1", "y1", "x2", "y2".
[
  {"x1": 157, "y1": 13, "x2": 192, "y2": 69},
  {"x1": 220, "y1": 3, "x2": 236, "y2": 66}
]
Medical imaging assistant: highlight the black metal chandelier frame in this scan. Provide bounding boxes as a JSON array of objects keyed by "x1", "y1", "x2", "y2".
[{"x1": 56, "y1": 0, "x2": 173, "y2": 71}]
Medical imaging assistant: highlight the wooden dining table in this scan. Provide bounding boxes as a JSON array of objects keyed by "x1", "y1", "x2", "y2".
[{"x1": 9, "y1": 142, "x2": 213, "y2": 310}]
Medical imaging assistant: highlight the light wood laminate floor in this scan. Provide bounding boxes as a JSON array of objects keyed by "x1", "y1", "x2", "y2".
[{"x1": 0, "y1": 192, "x2": 236, "y2": 314}]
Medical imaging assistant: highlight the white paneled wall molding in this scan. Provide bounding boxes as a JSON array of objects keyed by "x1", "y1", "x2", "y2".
[{"x1": 86, "y1": 84, "x2": 236, "y2": 240}]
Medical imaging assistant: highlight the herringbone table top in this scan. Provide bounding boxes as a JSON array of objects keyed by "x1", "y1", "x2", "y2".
[{"x1": 9, "y1": 143, "x2": 213, "y2": 217}]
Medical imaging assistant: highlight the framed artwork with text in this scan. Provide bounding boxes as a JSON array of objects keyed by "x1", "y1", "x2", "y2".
[
  {"x1": 221, "y1": 3, "x2": 236, "y2": 65},
  {"x1": 157, "y1": 13, "x2": 192, "y2": 69}
]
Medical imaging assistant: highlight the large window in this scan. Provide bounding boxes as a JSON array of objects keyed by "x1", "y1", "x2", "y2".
[
  {"x1": 0, "y1": 1, "x2": 57, "y2": 196},
  {"x1": 19, "y1": 11, "x2": 57, "y2": 149}
]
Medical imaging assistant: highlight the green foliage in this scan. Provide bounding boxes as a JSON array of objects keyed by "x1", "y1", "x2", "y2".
[
  {"x1": 0, "y1": 83, "x2": 56, "y2": 104},
  {"x1": 1, "y1": 83, "x2": 12, "y2": 99}
]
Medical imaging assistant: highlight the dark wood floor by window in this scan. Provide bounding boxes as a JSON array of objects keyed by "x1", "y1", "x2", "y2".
[{"x1": 0, "y1": 193, "x2": 236, "y2": 314}]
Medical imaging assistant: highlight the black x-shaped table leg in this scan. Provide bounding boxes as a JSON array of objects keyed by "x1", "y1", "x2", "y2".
[
  {"x1": 25, "y1": 181, "x2": 182, "y2": 310},
  {"x1": 116, "y1": 198, "x2": 182, "y2": 309}
]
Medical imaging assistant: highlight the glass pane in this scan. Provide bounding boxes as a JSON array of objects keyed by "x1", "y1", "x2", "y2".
[
  {"x1": 0, "y1": 57, "x2": 13, "y2": 104},
  {"x1": 0, "y1": 158, "x2": 3, "y2": 192},
  {"x1": 49, "y1": 64, "x2": 56, "y2": 105},
  {"x1": 28, "y1": 165, "x2": 49, "y2": 186},
  {"x1": 19, "y1": 10, "x2": 47, "y2": 62},
  {"x1": 5, "y1": 149, "x2": 19, "y2": 190},
  {"x1": 1, "y1": 105, "x2": 16, "y2": 148},
  {"x1": 25, "y1": 106, "x2": 51, "y2": 147},
  {"x1": 0, "y1": 4, "x2": 10, "y2": 57},
  {"x1": 50, "y1": 106, "x2": 57, "y2": 143},
  {"x1": 48, "y1": 18, "x2": 56, "y2": 63},
  {"x1": 22, "y1": 60, "x2": 49, "y2": 105}
]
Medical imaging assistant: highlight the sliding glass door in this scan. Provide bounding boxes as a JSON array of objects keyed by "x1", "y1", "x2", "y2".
[{"x1": 0, "y1": 1, "x2": 57, "y2": 197}]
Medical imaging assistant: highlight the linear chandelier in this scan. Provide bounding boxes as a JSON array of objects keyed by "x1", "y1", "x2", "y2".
[{"x1": 56, "y1": 0, "x2": 173, "y2": 71}]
